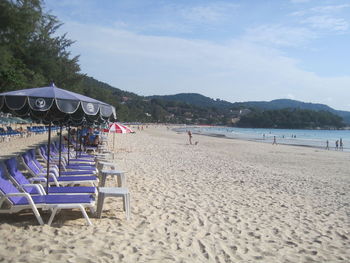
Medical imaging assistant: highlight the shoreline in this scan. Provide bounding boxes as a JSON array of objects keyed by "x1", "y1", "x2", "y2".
[{"x1": 173, "y1": 126, "x2": 350, "y2": 152}]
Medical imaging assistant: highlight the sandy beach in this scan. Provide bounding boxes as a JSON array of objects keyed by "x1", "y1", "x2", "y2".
[{"x1": 0, "y1": 127, "x2": 349, "y2": 262}]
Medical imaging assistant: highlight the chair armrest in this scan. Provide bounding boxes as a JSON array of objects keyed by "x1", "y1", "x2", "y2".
[
  {"x1": 6, "y1": 192, "x2": 32, "y2": 197},
  {"x1": 21, "y1": 184, "x2": 46, "y2": 195},
  {"x1": 48, "y1": 173, "x2": 60, "y2": 187},
  {"x1": 29, "y1": 177, "x2": 47, "y2": 183}
]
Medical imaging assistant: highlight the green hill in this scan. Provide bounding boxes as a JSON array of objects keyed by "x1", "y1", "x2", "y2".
[
  {"x1": 149, "y1": 94, "x2": 350, "y2": 124},
  {"x1": 149, "y1": 93, "x2": 233, "y2": 109}
]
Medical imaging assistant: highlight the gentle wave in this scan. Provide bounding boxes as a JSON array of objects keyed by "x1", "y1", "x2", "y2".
[{"x1": 175, "y1": 126, "x2": 350, "y2": 151}]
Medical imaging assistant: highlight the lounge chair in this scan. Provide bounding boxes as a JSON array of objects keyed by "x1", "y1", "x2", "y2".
[
  {"x1": 16, "y1": 155, "x2": 99, "y2": 187},
  {"x1": 4, "y1": 158, "x2": 97, "y2": 196},
  {"x1": 24, "y1": 150, "x2": 95, "y2": 177},
  {"x1": 38, "y1": 146, "x2": 97, "y2": 172},
  {"x1": 50, "y1": 143, "x2": 95, "y2": 163},
  {"x1": 6, "y1": 126, "x2": 21, "y2": 136},
  {"x1": 54, "y1": 141, "x2": 95, "y2": 160},
  {"x1": 49, "y1": 143, "x2": 94, "y2": 162},
  {"x1": 0, "y1": 163, "x2": 95, "y2": 226}
]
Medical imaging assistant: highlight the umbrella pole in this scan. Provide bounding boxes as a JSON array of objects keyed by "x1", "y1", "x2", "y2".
[
  {"x1": 67, "y1": 126, "x2": 70, "y2": 165},
  {"x1": 113, "y1": 132, "x2": 115, "y2": 151},
  {"x1": 46, "y1": 122, "x2": 52, "y2": 194},
  {"x1": 76, "y1": 128, "x2": 79, "y2": 159},
  {"x1": 58, "y1": 125, "x2": 63, "y2": 177},
  {"x1": 79, "y1": 126, "x2": 83, "y2": 157}
]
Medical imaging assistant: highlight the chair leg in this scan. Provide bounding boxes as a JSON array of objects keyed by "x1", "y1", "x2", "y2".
[
  {"x1": 96, "y1": 193, "x2": 105, "y2": 218},
  {"x1": 27, "y1": 199, "x2": 44, "y2": 225},
  {"x1": 79, "y1": 205, "x2": 92, "y2": 226},
  {"x1": 101, "y1": 175, "x2": 107, "y2": 187},
  {"x1": 114, "y1": 175, "x2": 121, "y2": 187},
  {"x1": 122, "y1": 195, "x2": 126, "y2": 212},
  {"x1": 32, "y1": 207, "x2": 45, "y2": 225},
  {"x1": 126, "y1": 193, "x2": 130, "y2": 220},
  {"x1": 47, "y1": 207, "x2": 59, "y2": 226}
]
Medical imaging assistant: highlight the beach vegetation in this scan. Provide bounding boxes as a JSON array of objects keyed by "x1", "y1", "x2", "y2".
[{"x1": 236, "y1": 109, "x2": 345, "y2": 129}]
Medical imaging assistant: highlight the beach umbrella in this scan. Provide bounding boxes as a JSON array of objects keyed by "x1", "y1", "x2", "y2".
[
  {"x1": 107, "y1": 122, "x2": 134, "y2": 133},
  {"x1": 0, "y1": 84, "x2": 116, "y2": 123},
  {"x1": 0, "y1": 84, "x2": 116, "y2": 193},
  {"x1": 104, "y1": 122, "x2": 133, "y2": 150}
]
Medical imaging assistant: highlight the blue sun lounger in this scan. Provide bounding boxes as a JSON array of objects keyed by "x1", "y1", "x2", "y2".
[
  {"x1": 14, "y1": 155, "x2": 99, "y2": 187},
  {"x1": 38, "y1": 146, "x2": 97, "y2": 172},
  {"x1": 4, "y1": 158, "x2": 97, "y2": 196},
  {"x1": 23, "y1": 151, "x2": 95, "y2": 177},
  {"x1": 0, "y1": 163, "x2": 95, "y2": 226}
]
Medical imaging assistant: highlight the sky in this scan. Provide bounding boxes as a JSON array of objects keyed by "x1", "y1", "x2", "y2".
[{"x1": 44, "y1": 0, "x2": 350, "y2": 111}]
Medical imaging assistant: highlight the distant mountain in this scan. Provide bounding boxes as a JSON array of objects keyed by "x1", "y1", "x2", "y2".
[
  {"x1": 232, "y1": 99, "x2": 350, "y2": 124},
  {"x1": 148, "y1": 93, "x2": 233, "y2": 109},
  {"x1": 233, "y1": 99, "x2": 335, "y2": 111},
  {"x1": 147, "y1": 94, "x2": 350, "y2": 124}
]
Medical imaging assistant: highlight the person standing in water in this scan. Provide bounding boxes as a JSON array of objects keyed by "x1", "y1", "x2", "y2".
[
  {"x1": 326, "y1": 140, "x2": 329, "y2": 150},
  {"x1": 339, "y1": 138, "x2": 343, "y2": 151},
  {"x1": 335, "y1": 140, "x2": 339, "y2": 150}
]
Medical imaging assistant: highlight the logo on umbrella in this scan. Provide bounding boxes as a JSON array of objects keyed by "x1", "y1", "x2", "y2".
[
  {"x1": 86, "y1": 103, "x2": 95, "y2": 113},
  {"x1": 35, "y1": 98, "x2": 46, "y2": 109}
]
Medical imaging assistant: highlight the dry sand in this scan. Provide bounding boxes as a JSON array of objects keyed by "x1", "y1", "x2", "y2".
[{"x1": 0, "y1": 126, "x2": 349, "y2": 262}]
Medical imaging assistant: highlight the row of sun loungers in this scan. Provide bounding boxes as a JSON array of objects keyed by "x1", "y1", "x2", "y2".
[
  {"x1": 0, "y1": 125, "x2": 60, "y2": 142},
  {"x1": 0, "y1": 136, "x2": 130, "y2": 226}
]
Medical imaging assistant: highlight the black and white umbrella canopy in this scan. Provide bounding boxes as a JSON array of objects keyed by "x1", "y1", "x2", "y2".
[{"x1": 0, "y1": 84, "x2": 116, "y2": 124}]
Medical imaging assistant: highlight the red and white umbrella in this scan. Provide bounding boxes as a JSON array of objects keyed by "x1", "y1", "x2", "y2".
[
  {"x1": 103, "y1": 123, "x2": 134, "y2": 150},
  {"x1": 108, "y1": 123, "x2": 133, "y2": 133}
]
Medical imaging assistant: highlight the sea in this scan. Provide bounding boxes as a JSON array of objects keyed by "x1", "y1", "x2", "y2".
[{"x1": 175, "y1": 126, "x2": 350, "y2": 152}]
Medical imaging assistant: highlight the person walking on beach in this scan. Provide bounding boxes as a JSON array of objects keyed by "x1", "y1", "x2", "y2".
[
  {"x1": 326, "y1": 140, "x2": 329, "y2": 150},
  {"x1": 187, "y1": 130, "x2": 193, "y2": 145},
  {"x1": 335, "y1": 140, "x2": 339, "y2": 150},
  {"x1": 272, "y1": 136, "x2": 277, "y2": 145},
  {"x1": 339, "y1": 138, "x2": 343, "y2": 151}
]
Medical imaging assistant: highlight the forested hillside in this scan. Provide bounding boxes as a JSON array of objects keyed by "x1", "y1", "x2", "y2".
[
  {"x1": 237, "y1": 109, "x2": 345, "y2": 129},
  {"x1": 149, "y1": 93, "x2": 233, "y2": 109},
  {"x1": 150, "y1": 94, "x2": 350, "y2": 124}
]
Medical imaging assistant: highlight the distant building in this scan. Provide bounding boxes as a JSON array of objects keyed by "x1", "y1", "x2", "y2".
[
  {"x1": 165, "y1": 114, "x2": 175, "y2": 120},
  {"x1": 239, "y1": 109, "x2": 251, "y2": 116},
  {"x1": 184, "y1": 112, "x2": 193, "y2": 117}
]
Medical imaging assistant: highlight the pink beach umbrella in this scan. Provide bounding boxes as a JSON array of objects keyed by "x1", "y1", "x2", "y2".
[{"x1": 104, "y1": 123, "x2": 133, "y2": 150}]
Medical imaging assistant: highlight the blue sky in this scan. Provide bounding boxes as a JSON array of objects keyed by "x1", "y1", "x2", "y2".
[{"x1": 45, "y1": 0, "x2": 350, "y2": 111}]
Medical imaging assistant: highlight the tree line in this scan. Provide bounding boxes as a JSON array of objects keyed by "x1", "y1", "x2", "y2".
[{"x1": 236, "y1": 109, "x2": 345, "y2": 129}]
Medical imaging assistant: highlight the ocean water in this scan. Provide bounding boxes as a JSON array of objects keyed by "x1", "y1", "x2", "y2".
[{"x1": 177, "y1": 126, "x2": 350, "y2": 151}]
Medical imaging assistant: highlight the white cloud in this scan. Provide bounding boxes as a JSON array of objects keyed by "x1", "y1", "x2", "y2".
[
  {"x1": 302, "y1": 15, "x2": 349, "y2": 31},
  {"x1": 61, "y1": 21, "x2": 350, "y2": 111},
  {"x1": 180, "y1": 2, "x2": 239, "y2": 23},
  {"x1": 290, "y1": 10, "x2": 307, "y2": 16},
  {"x1": 290, "y1": 0, "x2": 312, "y2": 3},
  {"x1": 311, "y1": 4, "x2": 350, "y2": 13},
  {"x1": 243, "y1": 24, "x2": 316, "y2": 47}
]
